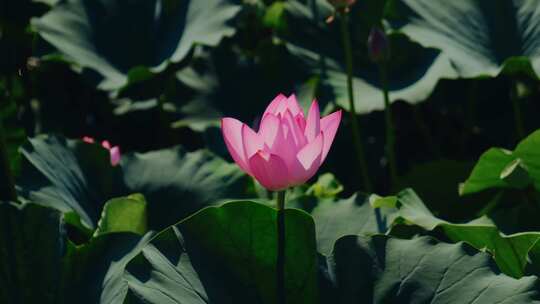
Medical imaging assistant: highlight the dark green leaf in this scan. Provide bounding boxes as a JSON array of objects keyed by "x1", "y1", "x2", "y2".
[
  {"x1": 170, "y1": 44, "x2": 303, "y2": 131},
  {"x1": 321, "y1": 234, "x2": 540, "y2": 303},
  {"x1": 175, "y1": 201, "x2": 319, "y2": 304},
  {"x1": 63, "y1": 231, "x2": 154, "y2": 304},
  {"x1": 390, "y1": 189, "x2": 540, "y2": 278},
  {"x1": 0, "y1": 202, "x2": 65, "y2": 304},
  {"x1": 32, "y1": 0, "x2": 242, "y2": 91},
  {"x1": 0, "y1": 199, "x2": 154, "y2": 304},
  {"x1": 280, "y1": 0, "x2": 457, "y2": 113},
  {"x1": 311, "y1": 193, "x2": 396, "y2": 255},
  {"x1": 17, "y1": 135, "x2": 253, "y2": 231},
  {"x1": 388, "y1": 0, "x2": 540, "y2": 78},
  {"x1": 124, "y1": 226, "x2": 260, "y2": 303}
]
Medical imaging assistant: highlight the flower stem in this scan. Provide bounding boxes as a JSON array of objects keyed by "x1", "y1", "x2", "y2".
[
  {"x1": 379, "y1": 64, "x2": 398, "y2": 186},
  {"x1": 510, "y1": 80, "x2": 525, "y2": 139},
  {"x1": 339, "y1": 12, "x2": 372, "y2": 192},
  {"x1": 276, "y1": 190, "x2": 286, "y2": 304},
  {"x1": 0, "y1": 116, "x2": 16, "y2": 202}
]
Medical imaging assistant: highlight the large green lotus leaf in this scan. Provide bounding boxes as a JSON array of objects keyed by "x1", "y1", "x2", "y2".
[
  {"x1": 279, "y1": 0, "x2": 457, "y2": 114},
  {"x1": 121, "y1": 144, "x2": 253, "y2": 230},
  {"x1": 0, "y1": 197, "x2": 154, "y2": 304},
  {"x1": 17, "y1": 135, "x2": 119, "y2": 228},
  {"x1": 388, "y1": 0, "x2": 540, "y2": 78},
  {"x1": 396, "y1": 160, "x2": 492, "y2": 221},
  {"x1": 62, "y1": 194, "x2": 153, "y2": 304},
  {"x1": 124, "y1": 226, "x2": 260, "y2": 303},
  {"x1": 63, "y1": 231, "x2": 154, "y2": 304},
  {"x1": 17, "y1": 135, "x2": 252, "y2": 230},
  {"x1": 321, "y1": 234, "x2": 540, "y2": 303},
  {"x1": 310, "y1": 193, "x2": 396, "y2": 255},
  {"x1": 31, "y1": 0, "x2": 242, "y2": 91},
  {"x1": 0, "y1": 201, "x2": 66, "y2": 304},
  {"x1": 461, "y1": 129, "x2": 540, "y2": 195},
  {"x1": 127, "y1": 201, "x2": 319, "y2": 304},
  {"x1": 388, "y1": 188, "x2": 540, "y2": 278}
]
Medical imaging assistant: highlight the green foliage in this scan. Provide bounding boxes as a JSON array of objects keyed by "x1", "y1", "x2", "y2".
[
  {"x1": 322, "y1": 235, "x2": 540, "y2": 303},
  {"x1": 32, "y1": 0, "x2": 242, "y2": 92},
  {"x1": 385, "y1": 189, "x2": 540, "y2": 278},
  {"x1": 311, "y1": 192, "x2": 396, "y2": 254},
  {"x1": 461, "y1": 129, "x2": 540, "y2": 195},
  {"x1": 17, "y1": 135, "x2": 254, "y2": 230},
  {"x1": 127, "y1": 201, "x2": 318, "y2": 303},
  {"x1": 93, "y1": 194, "x2": 148, "y2": 236},
  {"x1": 305, "y1": 172, "x2": 344, "y2": 198},
  {"x1": 125, "y1": 227, "x2": 260, "y2": 303},
  {"x1": 278, "y1": 0, "x2": 456, "y2": 113},
  {"x1": 5, "y1": 0, "x2": 540, "y2": 302},
  {"x1": 0, "y1": 202, "x2": 65, "y2": 304},
  {"x1": 0, "y1": 97, "x2": 25, "y2": 177},
  {"x1": 388, "y1": 0, "x2": 540, "y2": 78}
]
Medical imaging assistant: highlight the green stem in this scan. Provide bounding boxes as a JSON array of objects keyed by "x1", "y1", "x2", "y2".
[
  {"x1": 379, "y1": 64, "x2": 397, "y2": 186},
  {"x1": 412, "y1": 106, "x2": 439, "y2": 157},
  {"x1": 460, "y1": 79, "x2": 478, "y2": 156},
  {"x1": 339, "y1": 13, "x2": 372, "y2": 192},
  {"x1": 276, "y1": 190, "x2": 286, "y2": 304},
  {"x1": 0, "y1": 115, "x2": 16, "y2": 202},
  {"x1": 475, "y1": 191, "x2": 503, "y2": 217},
  {"x1": 510, "y1": 80, "x2": 525, "y2": 139}
]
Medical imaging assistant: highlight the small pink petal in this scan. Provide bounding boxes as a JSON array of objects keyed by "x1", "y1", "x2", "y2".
[
  {"x1": 248, "y1": 151, "x2": 290, "y2": 191},
  {"x1": 109, "y1": 146, "x2": 121, "y2": 166},
  {"x1": 320, "y1": 110, "x2": 342, "y2": 163},
  {"x1": 304, "y1": 100, "x2": 320, "y2": 142},
  {"x1": 275, "y1": 97, "x2": 290, "y2": 115},
  {"x1": 242, "y1": 124, "x2": 264, "y2": 160},
  {"x1": 271, "y1": 126, "x2": 308, "y2": 185},
  {"x1": 282, "y1": 110, "x2": 307, "y2": 148},
  {"x1": 82, "y1": 136, "x2": 95, "y2": 144},
  {"x1": 263, "y1": 94, "x2": 287, "y2": 117},
  {"x1": 270, "y1": 120, "x2": 297, "y2": 166},
  {"x1": 285, "y1": 94, "x2": 303, "y2": 117},
  {"x1": 101, "y1": 140, "x2": 111, "y2": 149},
  {"x1": 295, "y1": 114, "x2": 306, "y2": 132},
  {"x1": 297, "y1": 133, "x2": 324, "y2": 170},
  {"x1": 221, "y1": 118, "x2": 251, "y2": 174},
  {"x1": 258, "y1": 113, "x2": 280, "y2": 148}
]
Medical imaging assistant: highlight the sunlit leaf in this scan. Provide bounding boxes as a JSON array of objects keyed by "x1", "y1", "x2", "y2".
[{"x1": 126, "y1": 201, "x2": 318, "y2": 304}]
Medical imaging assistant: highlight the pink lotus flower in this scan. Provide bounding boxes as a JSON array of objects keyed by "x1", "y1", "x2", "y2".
[
  {"x1": 221, "y1": 94, "x2": 342, "y2": 191},
  {"x1": 82, "y1": 136, "x2": 121, "y2": 166}
]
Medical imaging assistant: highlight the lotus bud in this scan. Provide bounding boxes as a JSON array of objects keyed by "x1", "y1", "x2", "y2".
[{"x1": 368, "y1": 26, "x2": 390, "y2": 63}]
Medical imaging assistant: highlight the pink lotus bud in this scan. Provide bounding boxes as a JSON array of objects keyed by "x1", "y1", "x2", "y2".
[
  {"x1": 82, "y1": 136, "x2": 95, "y2": 144},
  {"x1": 82, "y1": 136, "x2": 121, "y2": 166},
  {"x1": 108, "y1": 146, "x2": 121, "y2": 166},
  {"x1": 368, "y1": 26, "x2": 390, "y2": 63},
  {"x1": 221, "y1": 94, "x2": 342, "y2": 191}
]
